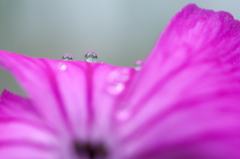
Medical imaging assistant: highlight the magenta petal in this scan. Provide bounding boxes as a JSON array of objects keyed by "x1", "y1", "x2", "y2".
[
  {"x1": 0, "y1": 50, "x2": 135, "y2": 152},
  {"x1": 0, "y1": 89, "x2": 58, "y2": 158},
  {"x1": 116, "y1": 4, "x2": 240, "y2": 158},
  {"x1": 1, "y1": 3, "x2": 240, "y2": 159}
]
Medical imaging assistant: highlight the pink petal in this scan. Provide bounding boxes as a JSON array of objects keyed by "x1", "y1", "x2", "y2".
[
  {"x1": 0, "y1": 51, "x2": 135, "y2": 157},
  {"x1": 0, "y1": 89, "x2": 58, "y2": 158},
  {"x1": 116, "y1": 4, "x2": 240, "y2": 158}
]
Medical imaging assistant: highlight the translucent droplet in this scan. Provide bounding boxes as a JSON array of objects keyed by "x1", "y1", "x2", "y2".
[
  {"x1": 58, "y1": 62, "x2": 67, "y2": 71},
  {"x1": 107, "y1": 83, "x2": 125, "y2": 95},
  {"x1": 115, "y1": 83, "x2": 125, "y2": 92},
  {"x1": 85, "y1": 51, "x2": 98, "y2": 63},
  {"x1": 134, "y1": 60, "x2": 144, "y2": 71},
  {"x1": 62, "y1": 53, "x2": 73, "y2": 61},
  {"x1": 106, "y1": 69, "x2": 131, "y2": 95},
  {"x1": 60, "y1": 64, "x2": 67, "y2": 70}
]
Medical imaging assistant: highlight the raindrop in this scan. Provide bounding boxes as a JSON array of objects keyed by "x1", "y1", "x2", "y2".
[
  {"x1": 106, "y1": 69, "x2": 131, "y2": 95},
  {"x1": 107, "y1": 83, "x2": 125, "y2": 95},
  {"x1": 58, "y1": 62, "x2": 67, "y2": 71},
  {"x1": 115, "y1": 83, "x2": 125, "y2": 92},
  {"x1": 85, "y1": 51, "x2": 98, "y2": 63},
  {"x1": 60, "y1": 64, "x2": 67, "y2": 70},
  {"x1": 134, "y1": 60, "x2": 144, "y2": 71},
  {"x1": 62, "y1": 53, "x2": 73, "y2": 61}
]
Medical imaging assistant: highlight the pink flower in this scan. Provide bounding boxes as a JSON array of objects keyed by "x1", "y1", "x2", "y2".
[{"x1": 1, "y1": 3, "x2": 240, "y2": 159}]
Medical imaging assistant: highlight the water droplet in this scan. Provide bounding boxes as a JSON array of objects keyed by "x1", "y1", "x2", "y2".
[
  {"x1": 100, "y1": 61, "x2": 104, "y2": 64},
  {"x1": 58, "y1": 62, "x2": 67, "y2": 71},
  {"x1": 134, "y1": 60, "x2": 144, "y2": 71},
  {"x1": 106, "y1": 69, "x2": 131, "y2": 95},
  {"x1": 107, "y1": 83, "x2": 125, "y2": 95},
  {"x1": 62, "y1": 53, "x2": 73, "y2": 61},
  {"x1": 85, "y1": 51, "x2": 98, "y2": 63},
  {"x1": 60, "y1": 64, "x2": 67, "y2": 70},
  {"x1": 115, "y1": 83, "x2": 125, "y2": 92}
]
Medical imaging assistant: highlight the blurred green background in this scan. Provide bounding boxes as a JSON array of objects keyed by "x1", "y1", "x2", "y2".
[{"x1": 0, "y1": 0, "x2": 239, "y2": 96}]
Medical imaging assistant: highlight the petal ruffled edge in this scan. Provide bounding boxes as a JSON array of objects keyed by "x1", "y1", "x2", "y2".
[{"x1": 115, "y1": 4, "x2": 240, "y2": 159}]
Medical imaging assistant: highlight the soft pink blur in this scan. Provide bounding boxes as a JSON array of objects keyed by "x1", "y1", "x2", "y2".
[{"x1": 0, "y1": 3, "x2": 240, "y2": 159}]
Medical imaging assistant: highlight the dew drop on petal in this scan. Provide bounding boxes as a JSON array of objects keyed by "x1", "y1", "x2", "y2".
[
  {"x1": 107, "y1": 83, "x2": 125, "y2": 95},
  {"x1": 60, "y1": 65, "x2": 67, "y2": 70},
  {"x1": 62, "y1": 53, "x2": 73, "y2": 61},
  {"x1": 85, "y1": 51, "x2": 98, "y2": 63},
  {"x1": 134, "y1": 60, "x2": 144, "y2": 71},
  {"x1": 58, "y1": 62, "x2": 67, "y2": 71},
  {"x1": 115, "y1": 83, "x2": 125, "y2": 92},
  {"x1": 106, "y1": 69, "x2": 131, "y2": 95}
]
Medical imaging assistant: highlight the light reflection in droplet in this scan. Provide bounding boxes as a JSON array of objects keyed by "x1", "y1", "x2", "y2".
[
  {"x1": 60, "y1": 64, "x2": 67, "y2": 70},
  {"x1": 134, "y1": 60, "x2": 144, "y2": 71},
  {"x1": 115, "y1": 83, "x2": 125, "y2": 92},
  {"x1": 106, "y1": 69, "x2": 131, "y2": 95},
  {"x1": 58, "y1": 62, "x2": 67, "y2": 71},
  {"x1": 62, "y1": 53, "x2": 73, "y2": 61},
  {"x1": 85, "y1": 51, "x2": 98, "y2": 63}
]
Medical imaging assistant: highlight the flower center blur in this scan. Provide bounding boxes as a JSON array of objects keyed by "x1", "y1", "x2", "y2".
[{"x1": 73, "y1": 141, "x2": 107, "y2": 159}]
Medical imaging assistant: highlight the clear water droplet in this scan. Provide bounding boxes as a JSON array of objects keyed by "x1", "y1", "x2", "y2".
[
  {"x1": 62, "y1": 53, "x2": 73, "y2": 61},
  {"x1": 58, "y1": 62, "x2": 67, "y2": 71},
  {"x1": 60, "y1": 64, "x2": 67, "y2": 70},
  {"x1": 108, "y1": 83, "x2": 125, "y2": 95},
  {"x1": 115, "y1": 83, "x2": 125, "y2": 92},
  {"x1": 85, "y1": 51, "x2": 98, "y2": 63},
  {"x1": 134, "y1": 60, "x2": 144, "y2": 71},
  {"x1": 106, "y1": 69, "x2": 131, "y2": 95}
]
